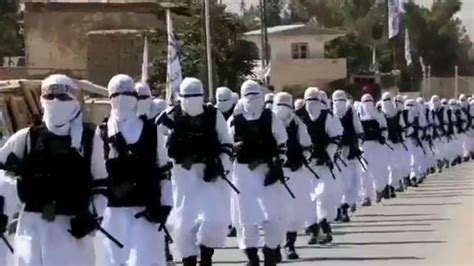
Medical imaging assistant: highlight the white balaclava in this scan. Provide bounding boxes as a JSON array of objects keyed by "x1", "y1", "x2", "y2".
[
  {"x1": 469, "y1": 99, "x2": 474, "y2": 116},
  {"x1": 395, "y1": 95, "x2": 405, "y2": 111},
  {"x1": 332, "y1": 90, "x2": 348, "y2": 117},
  {"x1": 108, "y1": 74, "x2": 138, "y2": 123},
  {"x1": 360, "y1": 94, "x2": 377, "y2": 118},
  {"x1": 179, "y1": 77, "x2": 205, "y2": 117},
  {"x1": 381, "y1": 92, "x2": 397, "y2": 116},
  {"x1": 240, "y1": 80, "x2": 264, "y2": 119},
  {"x1": 430, "y1": 95, "x2": 441, "y2": 110},
  {"x1": 294, "y1": 99, "x2": 305, "y2": 111},
  {"x1": 265, "y1": 93, "x2": 274, "y2": 109},
  {"x1": 416, "y1": 98, "x2": 428, "y2": 126},
  {"x1": 40, "y1": 74, "x2": 82, "y2": 149},
  {"x1": 405, "y1": 99, "x2": 417, "y2": 116},
  {"x1": 318, "y1": 90, "x2": 329, "y2": 110},
  {"x1": 135, "y1": 82, "x2": 153, "y2": 118},
  {"x1": 273, "y1": 92, "x2": 294, "y2": 126},
  {"x1": 459, "y1": 94, "x2": 468, "y2": 109},
  {"x1": 304, "y1": 87, "x2": 322, "y2": 120},
  {"x1": 149, "y1": 98, "x2": 168, "y2": 119},
  {"x1": 216, "y1": 87, "x2": 234, "y2": 113},
  {"x1": 448, "y1": 99, "x2": 458, "y2": 111},
  {"x1": 441, "y1": 98, "x2": 448, "y2": 107}
]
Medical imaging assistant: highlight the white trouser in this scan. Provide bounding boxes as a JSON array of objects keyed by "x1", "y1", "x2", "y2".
[
  {"x1": 100, "y1": 207, "x2": 165, "y2": 266},
  {"x1": 400, "y1": 140, "x2": 413, "y2": 179},
  {"x1": 15, "y1": 212, "x2": 95, "y2": 266},
  {"x1": 314, "y1": 164, "x2": 341, "y2": 223},
  {"x1": 284, "y1": 166, "x2": 316, "y2": 232},
  {"x1": 168, "y1": 164, "x2": 230, "y2": 259},
  {"x1": 387, "y1": 142, "x2": 406, "y2": 187},
  {"x1": 233, "y1": 163, "x2": 286, "y2": 249},
  {"x1": 337, "y1": 147, "x2": 361, "y2": 206},
  {"x1": 362, "y1": 141, "x2": 390, "y2": 192}
]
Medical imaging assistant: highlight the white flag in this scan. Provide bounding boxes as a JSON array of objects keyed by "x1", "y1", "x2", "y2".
[
  {"x1": 166, "y1": 9, "x2": 183, "y2": 103},
  {"x1": 405, "y1": 30, "x2": 412, "y2": 66},
  {"x1": 141, "y1": 36, "x2": 149, "y2": 83},
  {"x1": 388, "y1": 0, "x2": 400, "y2": 39}
]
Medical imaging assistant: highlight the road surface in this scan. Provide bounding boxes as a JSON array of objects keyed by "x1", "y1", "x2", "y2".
[{"x1": 209, "y1": 163, "x2": 474, "y2": 266}]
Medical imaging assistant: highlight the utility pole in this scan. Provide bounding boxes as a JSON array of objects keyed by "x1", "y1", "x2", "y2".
[
  {"x1": 455, "y1": 65, "x2": 459, "y2": 98},
  {"x1": 204, "y1": 0, "x2": 214, "y2": 100},
  {"x1": 259, "y1": 0, "x2": 269, "y2": 83}
]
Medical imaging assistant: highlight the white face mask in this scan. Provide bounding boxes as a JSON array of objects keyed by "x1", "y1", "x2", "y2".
[
  {"x1": 137, "y1": 98, "x2": 152, "y2": 117},
  {"x1": 274, "y1": 105, "x2": 293, "y2": 124},
  {"x1": 333, "y1": 100, "x2": 347, "y2": 116},
  {"x1": 243, "y1": 96, "x2": 264, "y2": 116},
  {"x1": 381, "y1": 99, "x2": 396, "y2": 115},
  {"x1": 111, "y1": 95, "x2": 137, "y2": 122},
  {"x1": 216, "y1": 99, "x2": 234, "y2": 113},
  {"x1": 181, "y1": 96, "x2": 204, "y2": 116},
  {"x1": 306, "y1": 101, "x2": 321, "y2": 120},
  {"x1": 42, "y1": 99, "x2": 80, "y2": 134}
]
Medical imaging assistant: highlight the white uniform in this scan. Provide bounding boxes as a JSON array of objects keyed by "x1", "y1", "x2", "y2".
[
  {"x1": 229, "y1": 81, "x2": 288, "y2": 256},
  {"x1": 0, "y1": 75, "x2": 95, "y2": 266},
  {"x1": 159, "y1": 78, "x2": 232, "y2": 262},
  {"x1": 0, "y1": 171, "x2": 19, "y2": 266},
  {"x1": 94, "y1": 74, "x2": 172, "y2": 266},
  {"x1": 332, "y1": 90, "x2": 363, "y2": 211},
  {"x1": 359, "y1": 94, "x2": 390, "y2": 199}
]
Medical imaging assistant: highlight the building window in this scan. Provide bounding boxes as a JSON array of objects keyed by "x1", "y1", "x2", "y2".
[{"x1": 291, "y1": 43, "x2": 309, "y2": 59}]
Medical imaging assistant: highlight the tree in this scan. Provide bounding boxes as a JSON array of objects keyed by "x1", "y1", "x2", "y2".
[
  {"x1": 149, "y1": 3, "x2": 257, "y2": 95},
  {"x1": 0, "y1": 0, "x2": 23, "y2": 59}
]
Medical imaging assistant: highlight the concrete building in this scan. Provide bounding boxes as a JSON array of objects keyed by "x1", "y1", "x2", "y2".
[
  {"x1": 16, "y1": 0, "x2": 184, "y2": 86},
  {"x1": 243, "y1": 24, "x2": 347, "y2": 94}
]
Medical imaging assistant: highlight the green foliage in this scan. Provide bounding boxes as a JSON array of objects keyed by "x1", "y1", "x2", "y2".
[
  {"x1": 149, "y1": 3, "x2": 257, "y2": 94},
  {"x1": 0, "y1": 0, "x2": 23, "y2": 59}
]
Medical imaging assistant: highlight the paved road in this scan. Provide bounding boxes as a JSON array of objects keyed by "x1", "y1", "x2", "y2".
[{"x1": 210, "y1": 163, "x2": 474, "y2": 266}]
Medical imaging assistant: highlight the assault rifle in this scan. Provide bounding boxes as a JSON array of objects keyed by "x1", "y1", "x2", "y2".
[{"x1": 266, "y1": 157, "x2": 296, "y2": 199}]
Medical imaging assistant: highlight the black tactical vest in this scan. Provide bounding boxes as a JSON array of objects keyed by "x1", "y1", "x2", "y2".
[
  {"x1": 446, "y1": 109, "x2": 455, "y2": 136},
  {"x1": 285, "y1": 119, "x2": 304, "y2": 171},
  {"x1": 434, "y1": 107, "x2": 445, "y2": 137},
  {"x1": 402, "y1": 109, "x2": 410, "y2": 127},
  {"x1": 361, "y1": 119, "x2": 382, "y2": 141},
  {"x1": 102, "y1": 118, "x2": 161, "y2": 207},
  {"x1": 454, "y1": 109, "x2": 464, "y2": 133},
  {"x1": 222, "y1": 106, "x2": 235, "y2": 120},
  {"x1": 385, "y1": 112, "x2": 403, "y2": 143},
  {"x1": 17, "y1": 123, "x2": 95, "y2": 215},
  {"x1": 232, "y1": 109, "x2": 277, "y2": 164},
  {"x1": 166, "y1": 105, "x2": 220, "y2": 164},
  {"x1": 303, "y1": 110, "x2": 331, "y2": 163},
  {"x1": 340, "y1": 108, "x2": 357, "y2": 146}
]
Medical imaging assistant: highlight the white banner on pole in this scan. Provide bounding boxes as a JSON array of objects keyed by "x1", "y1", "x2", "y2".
[
  {"x1": 166, "y1": 9, "x2": 183, "y2": 103},
  {"x1": 141, "y1": 36, "x2": 149, "y2": 83},
  {"x1": 388, "y1": 0, "x2": 400, "y2": 39},
  {"x1": 405, "y1": 30, "x2": 412, "y2": 66}
]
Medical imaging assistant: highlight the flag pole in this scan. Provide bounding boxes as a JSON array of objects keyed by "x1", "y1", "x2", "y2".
[{"x1": 204, "y1": 0, "x2": 214, "y2": 101}]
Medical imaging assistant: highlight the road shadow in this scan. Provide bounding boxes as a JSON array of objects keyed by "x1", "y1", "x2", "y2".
[
  {"x1": 355, "y1": 213, "x2": 436, "y2": 217},
  {"x1": 334, "y1": 229, "x2": 434, "y2": 235},
  {"x1": 412, "y1": 188, "x2": 474, "y2": 192},
  {"x1": 281, "y1": 256, "x2": 423, "y2": 263},
  {"x1": 349, "y1": 218, "x2": 449, "y2": 223},
  {"x1": 383, "y1": 203, "x2": 461, "y2": 206},
  {"x1": 333, "y1": 223, "x2": 432, "y2": 228},
  {"x1": 399, "y1": 194, "x2": 473, "y2": 199},
  {"x1": 333, "y1": 240, "x2": 445, "y2": 246}
]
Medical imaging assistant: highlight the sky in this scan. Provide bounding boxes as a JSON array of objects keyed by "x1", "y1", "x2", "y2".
[{"x1": 224, "y1": 0, "x2": 474, "y2": 39}]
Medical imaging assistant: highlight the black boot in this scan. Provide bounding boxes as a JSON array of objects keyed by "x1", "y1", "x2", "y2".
[
  {"x1": 245, "y1": 248, "x2": 259, "y2": 266},
  {"x1": 165, "y1": 237, "x2": 174, "y2": 262},
  {"x1": 227, "y1": 226, "x2": 237, "y2": 237},
  {"x1": 411, "y1": 177, "x2": 418, "y2": 187},
  {"x1": 390, "y1": 185, "x2": 396, "y2": 198},
  {"x1": 395, "y1": 180, "x2": 404, "y2": 192},
  {"x1": 318, "y1": 219, "x2": 333, "y2": 244},
  {"x1": 307, "y1": 223, "x2": 320, "y2": 245},
  {"x1": 335, "y1": 207, "x2": 342, "y2": 222},
  {"x1": 361, "y1": 197, "x2": 372, "y2": 206},
  {"x1": 341, "y1": 203, "x2": 350, "y2": 223},
  {"x1": 263, "y1": 246, "x2": 277, "y2": 266},
  {"x1": 182, "y1": 256, "x2": 198, "y2": 266},
  {"x1": 403, "y1": 176, "x2": 411, "y2": 187},
  {"x1": 285, "y1": 232, "x2": 299, "y2": 260},
  {"x1": 275, "y1": 246, "x2": 282, "y2": 263},
  {"x1": 382, "y1": 186, "x2": 390, "y2": 199},
  {"x1": 199, "y1": 245, "x2": 214, "y2": 266},
  {"x1": 350, "y1": 203, "x2": 357, "y2": 213},
  {"x1": 376, "y1": 191, "x2": 383, "y2": 203}
]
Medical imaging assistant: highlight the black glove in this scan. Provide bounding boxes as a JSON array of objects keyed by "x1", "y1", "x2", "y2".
[
  {"x1": 0, "y1": 213, "x2": 7, "y2": 234},
  {"x1": 378, "y1": 137, "x2": 386, "y2": 145},
  {"x1": 68, "y1": 212, "x2": 99, "y2": 239},
  {"x1": 264, "y1": 157, "x2": 284, "y2": 187},
  {"x1": 138, "y1": 205, "x2": 172, "y2": 224}
]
